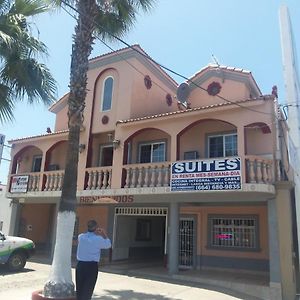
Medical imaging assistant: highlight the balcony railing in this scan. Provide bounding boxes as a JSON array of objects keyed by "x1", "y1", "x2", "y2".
[
  {"x1": 85, "y1": 167, "x2": 112, "y2": 190},
  {"x1": 27, "y1": 172, "x2": 41, "y2": 192},
  {"x1": 44, "y1": 171, "x2": 64, "y2": 191},
  {"x1": 122, "y1": 162, "x2": 170, "y2": 188},
  {"x1": 8, "y1": 155, "x2": 283, "y2": 195},
  {"x1": 245, "y1": 155, "x2": 279, "y2": 184}
]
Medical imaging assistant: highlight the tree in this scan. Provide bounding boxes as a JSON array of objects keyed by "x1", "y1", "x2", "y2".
[
  {"x1": 43, "y1": 0, "x2": 155, "y2": 298},
  {"x1": 0, "y1": 0, "x2": 56, "y2": 123}
]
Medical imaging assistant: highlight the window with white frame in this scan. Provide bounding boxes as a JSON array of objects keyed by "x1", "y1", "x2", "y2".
[
  {"x1": 208, "y1": 215, "x2": 258, "y2": 250},
  {"x1": 208, "y1": 133, "x2": 237, "y2": 158},
  {"x1": 139, "y1": 141, "x2": 166, "y2": 163},
  {"x1": 101, "y1": 76, "x2": 113, "y2": 111}
]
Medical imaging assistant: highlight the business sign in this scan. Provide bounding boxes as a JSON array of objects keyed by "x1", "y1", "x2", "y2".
[
  {"x1": 171, "y1": 157, "x2": 241, "y2": 191},
  {"x1": 10, "y1": 175, "x2": 29, "y2": 193},
  {"x1": 79, "y1": 195, "x2": 134, "y2": 204}
]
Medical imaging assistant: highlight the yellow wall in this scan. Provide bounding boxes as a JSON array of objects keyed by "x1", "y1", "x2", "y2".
[
  {"x1": 19, "y1": 203, "x2": 54, "y2": 244},
  {"x1": 76, "y1": 205, "x2": 109, "y2": 234}
]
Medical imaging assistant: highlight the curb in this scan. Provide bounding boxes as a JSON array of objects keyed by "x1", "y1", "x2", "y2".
[{"x1": 32, "y1": 290, "x2": 76, "y2": 300}]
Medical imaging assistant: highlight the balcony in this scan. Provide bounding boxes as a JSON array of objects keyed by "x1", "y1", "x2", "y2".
[{"x1": 7, "y1": 155, "x2": 281, "y2": 195}]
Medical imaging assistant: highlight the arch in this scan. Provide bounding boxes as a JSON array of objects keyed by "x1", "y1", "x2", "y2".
[
  {"x1": 101, "y1": 76, "x2": 114, "y2": 111},
  {"x1": 45, "y1": 140, "x2": 68, "y2": 171},
  {"x1": 176, "y1": 118, "x2": 237, "y2": 160},
  {"x1": 122, "y1": 127, "x2": 171, "y2": 165},
  {"x1": 11, "y1": 145, "x2": 43, "y2": 174},
  {"x1": 244, "y1": 122, "x2": 271, "y2": 134}
]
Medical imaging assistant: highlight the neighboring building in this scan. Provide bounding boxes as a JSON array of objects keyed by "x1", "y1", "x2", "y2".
[
  {"x1": 0, "y1": 184, "x2": 15, "y2": 235},
  {"x1": 5, "y1": 45, "x2": 297, "y2": 299}
]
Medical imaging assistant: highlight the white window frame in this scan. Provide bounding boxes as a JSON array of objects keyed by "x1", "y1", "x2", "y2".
[
  {"x1": 138, "y1": 141, "x2": 166, "y2": 163},
  {"x1": 208, "y1": 215, "x2": 259, "y2": 251},
  {"x1": 101, "y1": 76, "x2": 114, "y2": 111},
  {"x1": 208, "y1": 132, "x2": 237, "y2": 158}
]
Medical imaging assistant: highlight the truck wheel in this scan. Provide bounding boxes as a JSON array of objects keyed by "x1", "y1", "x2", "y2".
[{"x1": 7, "y1": 252, "x2": 26, "y2": 272}]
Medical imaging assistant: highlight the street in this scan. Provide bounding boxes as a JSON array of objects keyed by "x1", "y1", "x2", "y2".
[{"x1": 0, "y1": 260, "x2": 246, "y2": 300}]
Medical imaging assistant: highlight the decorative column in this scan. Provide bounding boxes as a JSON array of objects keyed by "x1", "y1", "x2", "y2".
[{"x1": 168, "y1": 202, "x2": 179, "y2": 274}]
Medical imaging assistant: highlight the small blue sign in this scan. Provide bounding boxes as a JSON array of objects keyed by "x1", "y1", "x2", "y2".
[{"x1": 171, "y1": 157, "x2": 241, "y2": 191}]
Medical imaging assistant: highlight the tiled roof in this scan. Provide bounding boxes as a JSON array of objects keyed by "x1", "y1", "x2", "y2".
[
  {"x1": 190, "y1": 64, "x2": 252, "y2": 79},
  {"x1": 117, "y1": 95, "x2": 274, "y2": 125},
  {"x1": 8, "y1": 130, "x2": 69, "y2": 143},
  {"x1": 89, "y1": 44, "x2": 178, "y2": 86}
]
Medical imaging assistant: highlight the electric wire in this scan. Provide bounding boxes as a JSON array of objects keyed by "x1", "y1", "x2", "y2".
[{"x1": 60, "y1": 0, "x2": 276, "y2": 117}]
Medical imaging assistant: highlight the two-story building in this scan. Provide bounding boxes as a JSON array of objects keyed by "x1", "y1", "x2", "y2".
[{"x1": 6, "y1": 45, "x2": 297, "y2": 300}]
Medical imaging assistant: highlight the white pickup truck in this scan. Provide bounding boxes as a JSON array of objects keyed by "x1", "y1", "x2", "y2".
[{"x1": 0, "y1": 231, "x2": 35, "y2": 271}]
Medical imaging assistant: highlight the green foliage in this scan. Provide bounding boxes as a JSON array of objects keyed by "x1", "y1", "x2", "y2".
[{"x1": 0, "y1": 0, "x2": 56, "y2": 123}]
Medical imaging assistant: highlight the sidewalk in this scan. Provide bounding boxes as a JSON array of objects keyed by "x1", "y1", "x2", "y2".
[{"x1": 0, "y1": 259, "x2": 255, "y2": 300}]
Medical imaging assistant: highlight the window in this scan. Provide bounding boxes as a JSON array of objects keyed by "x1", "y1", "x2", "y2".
[
  {"x1": 101, "y1": 77, "x2": 113, "y2": 111},
  {"x1": 139, "y1": 141, "x2": 165, "y2": 163},
  {"x1": 208, "y1": 133, "x2": 237, "y2": 158},
  {"x1": 99, "y1": 145, "x2": 113, "y2": 167},
  {"x1": 135, "y1": 219, "x2": 152, "y2": 241},
  {"x1": 32, "y1": 155, "x2": 42, "y2": 172},
  {"x1": 208, "y1": 215, "x2": 258, "y2": 250}
]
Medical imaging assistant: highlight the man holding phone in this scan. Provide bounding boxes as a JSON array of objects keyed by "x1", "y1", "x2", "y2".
[{"x1": 76, "y1": 219, "x2": 111, "y2": 300}]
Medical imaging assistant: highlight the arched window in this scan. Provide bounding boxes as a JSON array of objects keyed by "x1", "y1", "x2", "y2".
[{"x1": 101, "y1": 76, "x2": 113, "y2": 111}]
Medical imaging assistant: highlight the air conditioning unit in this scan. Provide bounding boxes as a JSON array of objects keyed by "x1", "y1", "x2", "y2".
[
  {"x1": 48, "y1": 164, "x2": 59, "y2": 171},
  {"x1": 184, "y1": 151, "x2": 199, "y2": 160}
]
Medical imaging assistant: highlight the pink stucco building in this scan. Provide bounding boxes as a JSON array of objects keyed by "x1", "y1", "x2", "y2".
[{"x1": 6, "y1": 45, "x2": 297, "y2": 299}]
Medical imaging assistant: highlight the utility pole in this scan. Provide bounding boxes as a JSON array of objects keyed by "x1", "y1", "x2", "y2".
[{"x1": 279, "y1": 4, "x2": 300, "y2": 271}]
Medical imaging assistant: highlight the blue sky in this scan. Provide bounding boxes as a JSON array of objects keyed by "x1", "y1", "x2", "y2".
[{"x1": 0, "y1": 0, "x2": 299, "y2": 184}]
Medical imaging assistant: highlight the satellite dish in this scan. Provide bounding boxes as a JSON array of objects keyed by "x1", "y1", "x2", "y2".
[{"x1": 176, "y1": 83, "x2": 190, "y2": 103}]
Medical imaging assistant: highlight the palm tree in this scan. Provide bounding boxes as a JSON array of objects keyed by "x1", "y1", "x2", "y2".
[
  {"x1": 0, "y1": 0, "x2": 56, "y2": 122},
  {"x1": 43, "y1": 0, "x2": 155, "y2": 298}
]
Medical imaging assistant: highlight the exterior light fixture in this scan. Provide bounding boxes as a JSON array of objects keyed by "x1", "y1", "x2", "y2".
[{"x1": 112, "y1": 139, "x2": 120, "y2": 150}]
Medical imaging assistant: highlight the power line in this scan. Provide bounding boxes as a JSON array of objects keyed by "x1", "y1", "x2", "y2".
[{"x1": 60, "y1": 0, "x2": 276, "y2": 117}]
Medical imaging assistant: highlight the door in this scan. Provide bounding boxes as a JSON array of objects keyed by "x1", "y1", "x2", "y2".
[{"x1": 179, "y1": 218, "x2": 195, "y2": 269}]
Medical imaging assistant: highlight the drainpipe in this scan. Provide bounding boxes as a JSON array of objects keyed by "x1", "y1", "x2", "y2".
[{"x1": 274, "y1": 97, "x2": 282, "y2": 181}]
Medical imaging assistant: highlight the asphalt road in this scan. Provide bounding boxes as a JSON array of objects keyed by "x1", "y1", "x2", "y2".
[{"x1": 0, "y1": 261, "x2": 244, "y2": 300}]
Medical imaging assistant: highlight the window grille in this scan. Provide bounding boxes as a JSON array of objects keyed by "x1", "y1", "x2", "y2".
[
  {"x1": 115, "y1": 207, "x2": 168, "y2": 216},
  {"x1": 208, "y1": 216, "x2": 258, "y2": 250}
]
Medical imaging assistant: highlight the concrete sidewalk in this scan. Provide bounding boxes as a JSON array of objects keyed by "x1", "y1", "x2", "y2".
[{"x1": 0, "y1": 260, "x2": 254, "y2": 300}]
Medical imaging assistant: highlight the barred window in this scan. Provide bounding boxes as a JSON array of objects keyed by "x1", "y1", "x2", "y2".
[{"x1": 208, "y1": 215, "x2": 258, "y2": 250}]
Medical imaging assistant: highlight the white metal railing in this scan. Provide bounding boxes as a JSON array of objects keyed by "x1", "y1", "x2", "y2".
[
  {"x1": 44, "y1": 171, "x2": 64, "y2": 191},
  {"x1": 85, "y1": 167, "x2": 112, "y2": 190},
  {"x1": 123, "y1": 162, "x2": 170, "y2": 188},
  {"x1": 245, "y1": 156, "x2": 280, "y2": 184}
]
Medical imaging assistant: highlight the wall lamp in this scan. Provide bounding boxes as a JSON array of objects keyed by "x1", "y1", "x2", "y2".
[
  {"x1": 112, "y1": 139, "x2": 120, "y2": 150},
  {"x1": 78, "y1": 144, "x2": 86, "y2": 153}
]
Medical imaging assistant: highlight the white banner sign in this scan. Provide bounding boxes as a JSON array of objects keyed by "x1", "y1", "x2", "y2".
[
  {"x1": 171, "y1": 157, "x2": 241, "y2": 191},
  {"x1": 10, "y1": 175, "x2": 29, "y2": 193}
]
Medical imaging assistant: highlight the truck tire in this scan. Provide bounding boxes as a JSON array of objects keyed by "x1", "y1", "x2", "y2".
[{"x1": 7, "y1": 252, "x2": 26, "y2": 272}]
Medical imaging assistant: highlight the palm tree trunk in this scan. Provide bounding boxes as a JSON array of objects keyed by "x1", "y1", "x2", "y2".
[{"x1": 44, "y1": 0, "x2": 97, "y2": 297}]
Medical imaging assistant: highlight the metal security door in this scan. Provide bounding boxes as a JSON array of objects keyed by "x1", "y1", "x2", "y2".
[{"x1": 179, "y1": 218, "x2": 194, "y2": 269}]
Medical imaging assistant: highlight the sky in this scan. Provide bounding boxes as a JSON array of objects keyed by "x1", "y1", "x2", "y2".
[{"x1": 0, "y1": 0, "x2": 299, "y2": 184}]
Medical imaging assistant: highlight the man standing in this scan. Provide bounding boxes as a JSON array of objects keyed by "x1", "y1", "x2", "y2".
[{"x1": 76, "y1": 220, "x2": 111, "y2": 300}]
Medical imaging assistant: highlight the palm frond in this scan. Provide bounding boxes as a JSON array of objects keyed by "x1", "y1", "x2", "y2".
[{"x1": 0, "y1": 83, "x2": 14, "y2": 122}]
